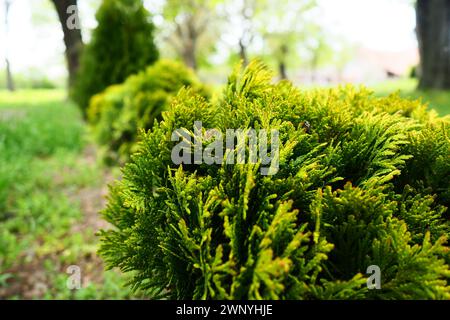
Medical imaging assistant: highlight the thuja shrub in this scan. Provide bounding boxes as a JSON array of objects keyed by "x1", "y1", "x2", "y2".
[
  {"x1": 88, "y1": 59, "x2": 208, "y2": 163},
  {"x1": 72, "y1": 0, "x2": 159, "y2": 115},
  {"x1": 99, "y1": 61, "x2": 450, "y2": 299}
]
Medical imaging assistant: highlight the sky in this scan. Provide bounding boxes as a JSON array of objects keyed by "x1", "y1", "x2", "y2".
[
  {"x1": 317, "y1": 0, "x2": 417, "y2": 52},
  {"x1": 0, "y1": 0, "x2": 97, "y2": 79},
  {"x1": 0, "y1": 0, "x2": 417, "y2": 80}
]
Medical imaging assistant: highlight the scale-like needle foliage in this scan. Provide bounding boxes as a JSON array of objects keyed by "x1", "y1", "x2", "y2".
[{"x1": 99, "y1": 61, "x2": 450, "y2": 299}]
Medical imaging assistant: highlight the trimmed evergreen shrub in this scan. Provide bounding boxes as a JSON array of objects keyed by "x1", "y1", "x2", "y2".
[
  {"x1": 72, "y1": 0, "x2": 159, "y2": 115},
  {"x1": 88, "y1": 59, "x2": 208, "y2": 163},
  {"x1": 99, "y1": 61, "x2": 450, "y2": 299}
]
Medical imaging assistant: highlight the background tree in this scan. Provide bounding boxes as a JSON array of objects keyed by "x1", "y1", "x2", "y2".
[
  {"x1": 263, "y1": 32, "x2": 296, "y2": 80},
  {"x1": 416, "y1": 0, "x2": 450, "y2": 89},
  {"x1": 236, "y1": 0, "x2": 255, "y2": 66},
  {"x1": 303, "y1": 26, "x2": 333, "y2": 82},
  {"x1": 259, "y1": 0, "x2": 318, "y2": 80},
  {"x1": 161, "y1": 0, "x2": 219, "y2": 70},
  {"x1": 72, "y1": 0, "x2": 159, "y2": 115},
  {"x1": 4, "y1": 0, "x2": 14, "y2": 91},
  {"x1": 221, "y1": 0, "x2": 260, "y2": 67},
  {"x1": 50, "y1": 0, "x2": 83, "y2": 88}
]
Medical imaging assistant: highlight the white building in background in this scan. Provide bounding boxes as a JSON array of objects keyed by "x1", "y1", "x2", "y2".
[
  {"x1": 343, "y1": 47, "x2": 419, "y2": 84},
  {"x1": 291, "y1": 46, "x2": 419, "y2": 86}
]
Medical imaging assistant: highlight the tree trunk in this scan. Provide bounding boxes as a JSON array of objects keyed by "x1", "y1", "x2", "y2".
[
  {"x1": 239, "y1": 39, "x2": 248, "y2": 66},
  {"x1": 182, "y1": 39, "x2": 197, "y2": 70},
  {"x1": 50, "y1": 0, "x2": 83, "y2": 88},
  {"x1": 176, "y1": 17, "x2": 198, "y2": 71},
  {"x1": 416, "y1": 0, "x2": 450, "y2": 89},
  {"x1": 4, "y1": 0, "x2": 14, "y2": 91},
  {"x1": 238, "y1": 0, "x2": 253, "y2": 67},
  {"x1": 5, "y1": 59, "x2": 14, "y2": 91},
  {"x1": 278, "y1": 44, "x2": 288, "y2": 80},
  {"x1": 278, "y1": 61, "x2": 287, "y2": 80}
]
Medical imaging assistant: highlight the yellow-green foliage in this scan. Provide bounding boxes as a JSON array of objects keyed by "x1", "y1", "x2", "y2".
[
  {"x1": 88, "y1": 59, "x2": 208, "y2": 163},
  {"x1": 99, "y1": 61, "x2": 450, "y2": 299}
]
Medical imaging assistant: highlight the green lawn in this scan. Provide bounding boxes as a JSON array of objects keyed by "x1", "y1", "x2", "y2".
[
  {"x1": 0, "y1": 89, "x2": 139, "y2": 299},
  {"x1": 370, "y1": 78, "x2": 450, "y2": 116}
]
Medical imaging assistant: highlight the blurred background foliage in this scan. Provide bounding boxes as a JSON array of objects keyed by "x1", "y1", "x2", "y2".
[{"x1": 2, "y1": 0, "x2": 448, "y2": 116}]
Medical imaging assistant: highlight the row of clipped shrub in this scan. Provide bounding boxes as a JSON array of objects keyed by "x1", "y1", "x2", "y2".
[
  {"x1": 87, "y1": 60, "x2": 209, "y2": 163},
  {"x1": 96, "y1": 61, "x2": 450, "y2": 299}
]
